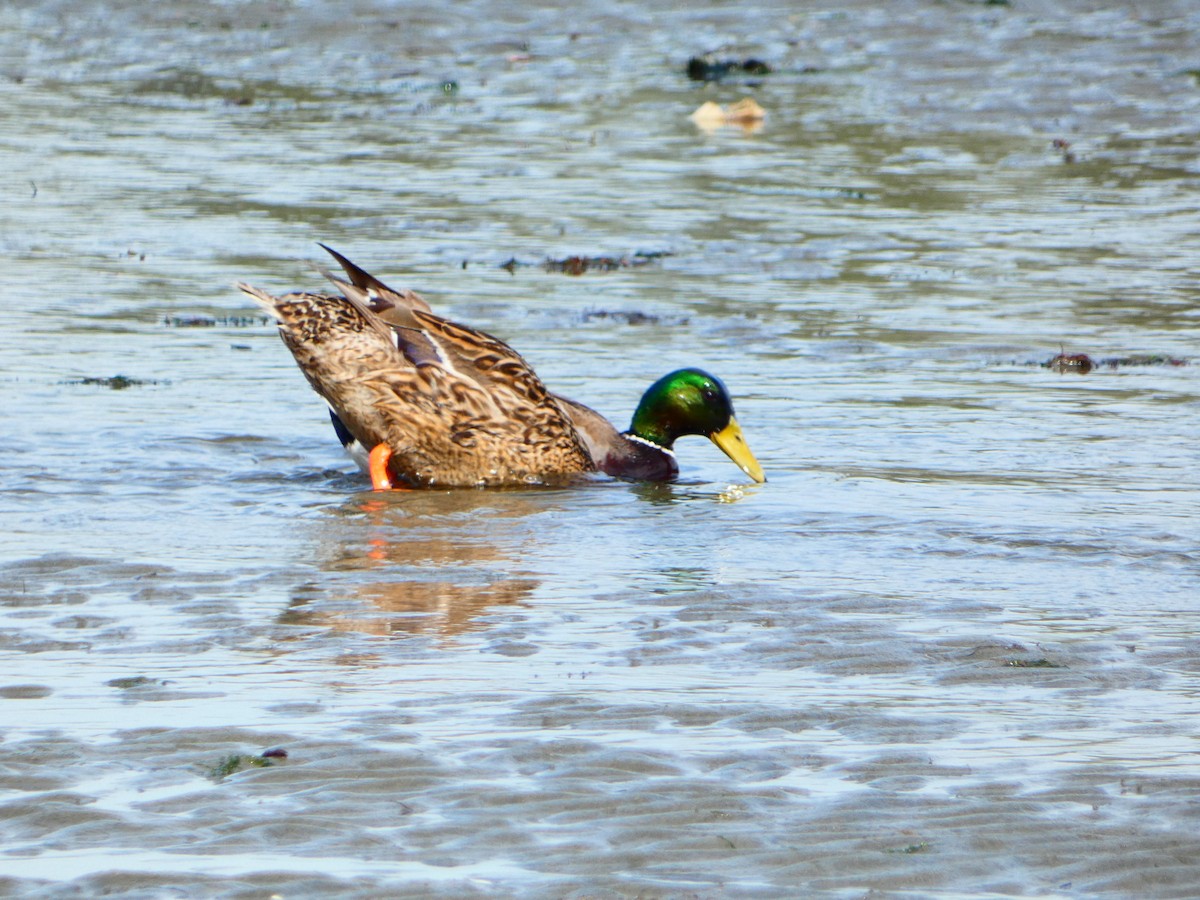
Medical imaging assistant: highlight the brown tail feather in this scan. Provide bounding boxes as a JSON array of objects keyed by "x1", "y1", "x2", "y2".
[{"x1": 317, "y1": 243, "x2": 432, "y2": 314}]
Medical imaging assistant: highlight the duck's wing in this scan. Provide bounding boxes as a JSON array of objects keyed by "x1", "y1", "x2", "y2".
[
  {"x1": 317, "y1": 246, "x2": 576, "y2": 422},
  {"x1": 548, "y1": 393, "x2": 622, "y2": 465}
]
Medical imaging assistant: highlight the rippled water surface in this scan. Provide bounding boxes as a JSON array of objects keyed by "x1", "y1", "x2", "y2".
[{"x1": 3, "y1": 1, "x2": 1200, "y2": 897}]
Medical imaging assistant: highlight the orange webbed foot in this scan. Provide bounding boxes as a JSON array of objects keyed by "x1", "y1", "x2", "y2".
[{"x1": 368, "y1": 443, "x2": 394, "y2": 491}]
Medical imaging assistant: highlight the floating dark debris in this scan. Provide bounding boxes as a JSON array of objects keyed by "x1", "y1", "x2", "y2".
[
  {"x1": 1047, "y1": 352, "x2": 1093, "y2": 374},
  {"x1": 581, "y1": 309, "x2": 688, "y2": 326},
  {"x1": 106, "y1": 676, "x2": 156, "y2": 689},
  {"x1": 546, "y1": 255, "x2": 644, "y2": 275},
  {"x1": 1004, "y1": 658, "x2": 1063, "y2": 668},
  {"x1": 164, "y1": 315, "x2": 273, "y2": 327},
  {"x1": 133, "y1": 68, "x2": 224, "y2": 99},
  {"x1": 500, "y1": 251, "x2": 671, "y2": 276},
  {"x1": 207, "y1": 753, "x2": 278, "y2": 781},
  {"x1": 686, "y1": 55, "x2": 772, "y2": 82},
  {"x1": 1051, "y1": 138, "x2": 1076, "y2": 164},
  {"x1": 66, "y1": 375, "x2": 160, "y2": 390},
  {"x1": 1042, "y1": 353, "x2": 1187, "y2": 373},
  {"x1": 1098, "y1": 354, "x2": 1189, "y2": 368}
]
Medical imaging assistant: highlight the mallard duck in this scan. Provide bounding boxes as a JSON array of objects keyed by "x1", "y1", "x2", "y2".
[{"x1": 239, "y1": 246, "x2": 765, "y2": 490}]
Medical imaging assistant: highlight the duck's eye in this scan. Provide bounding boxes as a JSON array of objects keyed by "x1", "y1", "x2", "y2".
[{"x1": 701, "y1": 387, "x2": 718, "y2": 403}]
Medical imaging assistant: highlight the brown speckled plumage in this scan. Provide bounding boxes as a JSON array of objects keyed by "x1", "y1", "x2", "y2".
[{"x1": 239, "y1": 267, "x2": 592, "y2": 488}]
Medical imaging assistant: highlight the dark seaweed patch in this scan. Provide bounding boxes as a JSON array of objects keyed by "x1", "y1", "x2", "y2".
[
  {"x1": 498, "y1": 252, "x2": 671, "y2": 276},
  {"x1": 65, "y1": 375, "x2": 160, "y2": 389},
  {"x1": 1004, "y1": 658, "x2": 1063, "y2": 668},
  {"x1": 580, "y1": 309, "x2": 688, "y2": 326},
  {"x1": 106, "y1": 676, "x2": 156, "y2": 689},
  {"x1": 1041, "y1": 352, "x2": 1188, "y2": 373},
  {"x1": 163, "y1": 315, "x2": 273, "y2": 327},
  {"x1": 1047, "y1": 353, "x2": 1094, "y2": 374},
  {"x1": 686, "y1": 56, "x2": 772, "y2": 82},
  {"x1": 207, "y1": 751, "x2": 283, "y2": 781}
]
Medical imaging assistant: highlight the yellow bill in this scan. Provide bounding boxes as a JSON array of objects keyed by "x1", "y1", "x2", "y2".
[{"x1": 710, "y1": 416, "x2": 766, "y2": 483}]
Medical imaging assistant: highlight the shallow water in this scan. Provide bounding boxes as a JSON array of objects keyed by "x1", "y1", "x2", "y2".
[{"x1": 2, "y1": 1, "x2": 1200, "y2": 896}]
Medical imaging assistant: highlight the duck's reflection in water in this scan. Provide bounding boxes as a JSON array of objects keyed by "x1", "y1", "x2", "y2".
[
  {"x1": 282, "y1": 489, "x2": 554, "y2": 638},
  {"x1": 283, "y1": 576, "x2": 538, "y2": 638}
]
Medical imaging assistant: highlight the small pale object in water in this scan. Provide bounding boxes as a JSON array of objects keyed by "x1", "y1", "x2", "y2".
[
  {"x1": 689, "y1": 98, "x2": 765, "y2": 134},
  {"x1": 725, "y1": 97, "x2": 765, "y2": 124},
  {"x1": 718, "y1": 484, "x2": 746, "y2": 503},
  {"x1": 689, "y1": 101, "x2": 727, "y2": 131}
]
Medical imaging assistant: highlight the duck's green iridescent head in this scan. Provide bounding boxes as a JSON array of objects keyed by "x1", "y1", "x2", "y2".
[{"x1": 629, "y1": 368, "x2": 766, "y2": 483}]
